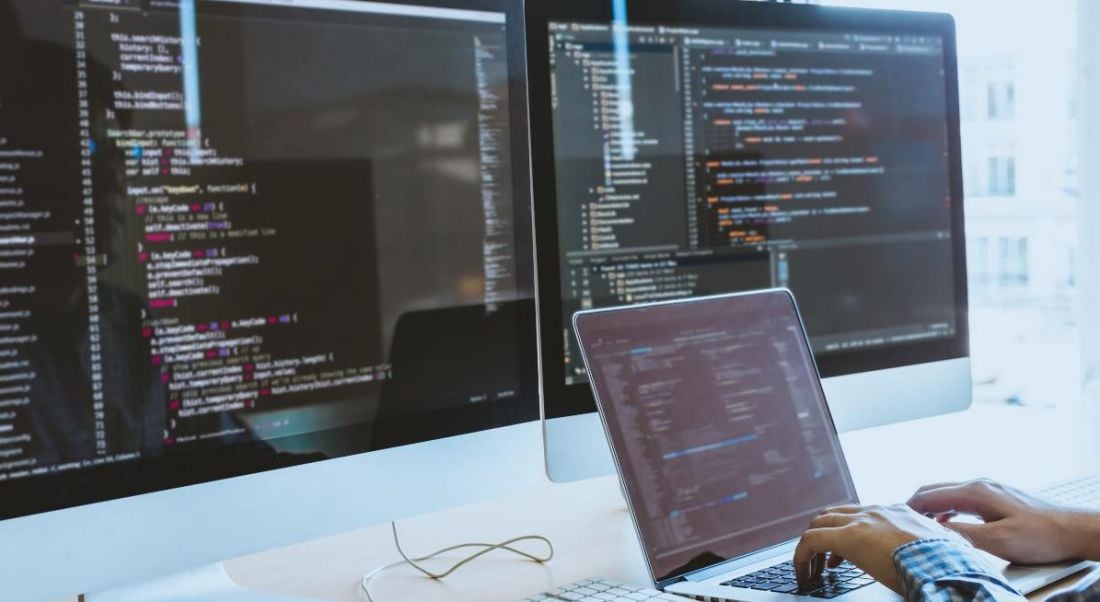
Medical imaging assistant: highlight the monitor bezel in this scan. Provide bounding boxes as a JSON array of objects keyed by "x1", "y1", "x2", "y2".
[{"x1": 526, "y1": 0, "x2": 969, "y2": 420}]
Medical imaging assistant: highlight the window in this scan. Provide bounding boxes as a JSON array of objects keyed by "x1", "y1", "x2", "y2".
[
  {"x1": 997, "y1": 237, "x2": 1028, "y2": 287},
  {"x1": 960, "y1": 57, "x2": 1014, "y2": 123},
  {"x1": 821, "y1": 0, "x2": 1081, "y2": 408},
  {"x1": 988, "y1": 156, "x2": 1016, "y2": 196},
  {"x1": 970, "y1": 237, "x2": 991, "y2": 287},
  {"x1": 987, "y1": 80, "x2": 1015, "y2": 120},
  {"x1": 965, "y1": 154, "x2": 1016, "y2": 197}
]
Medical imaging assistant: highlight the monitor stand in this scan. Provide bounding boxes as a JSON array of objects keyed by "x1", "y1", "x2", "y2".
[{"x1": 84, "y1": 562, "x2": 313, "y2": 602}]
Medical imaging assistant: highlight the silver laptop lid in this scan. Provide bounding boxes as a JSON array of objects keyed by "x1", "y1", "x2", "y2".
[{"x1": 573, "y1": 289, "x2": 859, "y2": 586}]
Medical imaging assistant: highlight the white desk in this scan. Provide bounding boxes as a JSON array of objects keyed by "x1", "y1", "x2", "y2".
[{"x1": 214, "y1": 404, "x2": 1100, "y2": 601}]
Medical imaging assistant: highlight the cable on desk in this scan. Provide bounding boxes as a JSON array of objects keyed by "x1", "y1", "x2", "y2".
[{"x1": 358, "y1": 521, "x2": 555, "y2": 601}]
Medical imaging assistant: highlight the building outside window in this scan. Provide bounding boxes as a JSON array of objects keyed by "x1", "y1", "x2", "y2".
[
  {"x1": 988, "y1": 156, "x2": 1016, "y2": 196},
  {"x1": 998, "y1": 237, "x2": 1029, "y2": 287},
  {"x1": 821, "y1": 0, "x2": 1081, "y2": 407},
  {"x1": 967, "y1": 154, "x2": 1017, "y2": 197},
  {"x1": 970, "y1": 237, "x2": 991, "y2": 287},
  {"x1": 988, "y1": 80, "x2": 1015, "y2": 120}
]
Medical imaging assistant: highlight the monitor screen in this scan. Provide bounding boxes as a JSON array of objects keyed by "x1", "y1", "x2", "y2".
[
  {"x1": 574, "y1": 291, "x2": 857, "y2": 583},
  {"x1": 0, "y1": 0, "x2": 534, "y2": 521},
  {"x1": 536, "y1": 8, "x2": 965, "y2": 394}
]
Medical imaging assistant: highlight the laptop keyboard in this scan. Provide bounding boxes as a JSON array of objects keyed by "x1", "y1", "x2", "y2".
[
  {"x1": 521, "y1": 476, "x2": 1100, "y2": 602},
  {"x1": 721, "y1": 559, "x2": 875, "y2": 598}
]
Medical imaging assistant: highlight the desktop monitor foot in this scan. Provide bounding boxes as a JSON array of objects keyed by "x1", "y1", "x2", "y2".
[{"x1": 83, "y1": 562, "x2": 315, "y2": 602}]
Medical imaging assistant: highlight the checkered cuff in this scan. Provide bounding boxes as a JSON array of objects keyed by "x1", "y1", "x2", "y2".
[{"x1": 892, "y1": 538, "x2": 1024, "y2": 602}]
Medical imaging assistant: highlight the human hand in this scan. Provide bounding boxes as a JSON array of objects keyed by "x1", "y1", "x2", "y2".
[
  {"x1": 793, "y1": 503, "x2": 966, "y2": 593},
  {"x1": 907, "y1": 478, "x2": 1100, "y2": 564}
]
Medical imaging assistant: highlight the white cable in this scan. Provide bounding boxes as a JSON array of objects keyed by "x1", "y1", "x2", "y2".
[{"x1": 358, "y1": 521, "x2": 554, "y2": 601}]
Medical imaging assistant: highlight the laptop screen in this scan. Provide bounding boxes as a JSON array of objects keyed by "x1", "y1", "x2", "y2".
[{"x1": 574, "y1": 290, "x2": 858, "y2": 583}]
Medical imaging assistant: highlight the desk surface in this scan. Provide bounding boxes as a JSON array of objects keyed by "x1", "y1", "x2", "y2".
[{"x1": 218, "y1": 404, "x2": 1100, "y2": 601}]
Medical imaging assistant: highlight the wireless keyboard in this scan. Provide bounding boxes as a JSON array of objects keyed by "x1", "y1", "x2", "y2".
[
  {"x1": 1037, "y1": 473, "x2": 1100, "y2": 509},
  {"x1": 521, "y1": 577, "x2": 685, "y2": 601},
  {"x1": 520, "y1": 560, "x2": 872, "y2": 602}
]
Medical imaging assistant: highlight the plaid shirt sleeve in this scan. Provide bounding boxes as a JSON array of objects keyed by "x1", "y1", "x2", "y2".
[
  {"x1": 893, "y1": 539, "x2": 1100, "y2": 602},
  {"x1": 892, "y1": 538, "x2": 1024, "y2": 601}
]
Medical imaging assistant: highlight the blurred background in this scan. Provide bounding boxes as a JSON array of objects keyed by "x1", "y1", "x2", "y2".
[{"x1": 770, "y1": 0, "x2": 1096, "y2": 410}]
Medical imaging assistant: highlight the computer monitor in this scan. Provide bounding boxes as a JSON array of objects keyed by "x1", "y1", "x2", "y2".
[
  {"x1": 0, "y1": 0, "x2": 537, "y2": 598},
  {"x1": 525, "y1": 0, "x2": 972, "y2": 482}
]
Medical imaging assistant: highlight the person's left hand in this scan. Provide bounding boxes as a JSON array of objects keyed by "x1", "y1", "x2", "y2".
[
  {"x1": 793, "y1": 503, "x2": 967, "y2": 593},
  {"x1": 907, "y1": 478, "x2": 1099, "y2": 564}
]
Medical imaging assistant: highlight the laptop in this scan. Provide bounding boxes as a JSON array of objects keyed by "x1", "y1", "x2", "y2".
[{"x1": 572, "y1": 289, "x2": 1091, "y2": 600}]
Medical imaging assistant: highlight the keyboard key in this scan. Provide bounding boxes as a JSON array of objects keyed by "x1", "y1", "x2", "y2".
[
  {"x1": 820, "y1": 586, "x2": 846, "y2": 596},
  {"x1": 522, "y1": 578, "x2": 677, "y2": 602}
]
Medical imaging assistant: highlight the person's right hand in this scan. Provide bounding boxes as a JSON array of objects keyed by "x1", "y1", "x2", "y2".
[{"x1": 907, "y1": 478, "x2": 1100, "y2": 564}]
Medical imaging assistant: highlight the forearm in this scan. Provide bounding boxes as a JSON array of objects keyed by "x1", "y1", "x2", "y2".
[{"x1": 1060, "y1": 510, "x2": 1100, "y2": 561}]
